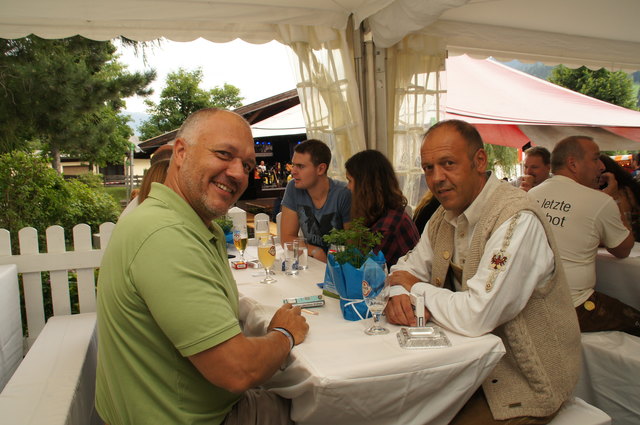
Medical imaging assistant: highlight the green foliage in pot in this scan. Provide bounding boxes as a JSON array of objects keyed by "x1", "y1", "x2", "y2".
[
  {"x1": 322, "y1": 217, "x2": 383, "y2": 269},
  {"x1": 213, "y1": 216, "x2": 233, "y2": 233}
]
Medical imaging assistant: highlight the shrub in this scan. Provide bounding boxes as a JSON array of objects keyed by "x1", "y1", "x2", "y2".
[{"x1": 0, "y1": 152, "x2": 119, "y2": 252}]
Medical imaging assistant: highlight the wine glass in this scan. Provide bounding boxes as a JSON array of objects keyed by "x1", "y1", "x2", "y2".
[
  {"x1": 257, "y1": 235, "x2": 277, "y2": 284},
  {"x1": 362, "y1": 260, "x2": 390, "y2": 335},
  {"x1": 232, "y1": 228, "x2": 248, "y2": 262}
]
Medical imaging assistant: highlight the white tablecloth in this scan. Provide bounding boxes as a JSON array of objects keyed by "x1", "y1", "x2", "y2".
[
  {"x1": 574, "y1": 332, "x2": 640, "y2": 425},
  {"x1": 0, "y1": 264, "x2": 21, "y2": 392},
  {"x1": 595, "y1": 242, "x2": 640, "y2": 310},
  {"x1": 232, "y1": 247, "x2": 506, "y2": 425},
  {"x1": 574, "y1": 242, "x2": 640, "y2": 425}
]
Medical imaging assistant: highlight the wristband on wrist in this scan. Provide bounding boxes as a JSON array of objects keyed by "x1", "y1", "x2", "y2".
[{"x1": 271, "y1": 327, "x2": 295, "y2": 351}]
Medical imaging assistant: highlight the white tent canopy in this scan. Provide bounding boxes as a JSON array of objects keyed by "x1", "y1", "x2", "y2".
[
  {"x1": 2, "y1": 0, "x2": 640, "y2": 70},
  {"x1": 3, "y1": 0, "x2": 639, "y2": 206}
]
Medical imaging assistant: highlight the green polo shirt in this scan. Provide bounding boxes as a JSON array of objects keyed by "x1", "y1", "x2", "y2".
[{"x1": 96, "y1": 183, "x2": 241, "y2": 425}]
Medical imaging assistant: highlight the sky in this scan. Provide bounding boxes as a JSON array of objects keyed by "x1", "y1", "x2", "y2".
[{"x1": 116, "y1": 38, "x2": 298, "y2": 114}]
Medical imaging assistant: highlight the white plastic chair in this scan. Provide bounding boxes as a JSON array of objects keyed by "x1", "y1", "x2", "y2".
[
  {"x1": 253, "y1": 212, "x2": 270, "y2": 224},
  {"x1": 549, "y1": 397, "x2": 611, "y2": 425}
]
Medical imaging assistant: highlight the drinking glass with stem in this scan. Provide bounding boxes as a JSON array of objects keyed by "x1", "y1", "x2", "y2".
[
  {"x1": 254, "y1": 219, "x2": 270, "y2": 241},
  {"x1": 362, "y1": 260, "x2": 390, "y2": 335},
  {"x1": 257, "y1": 235, "x2": 277, "y2": 284},
  {"x1": 232, "y1": 227, "x2": 248, "y2": 262}
]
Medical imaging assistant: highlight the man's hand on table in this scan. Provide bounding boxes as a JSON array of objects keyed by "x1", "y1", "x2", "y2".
[
  {"x1": 268, "y1": 303, "x2": 309, "y2": 347},
  {"x1": 308, "y1": 244, "x2": 327, "y2": 263},
  {"x1": 385, "y1": 271, "x2": 431, "y2": 326}
]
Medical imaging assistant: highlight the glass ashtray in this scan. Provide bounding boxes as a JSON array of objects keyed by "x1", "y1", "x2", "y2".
[{"x1": 396, "y1": 326, "x2": 451, "y2": 349}]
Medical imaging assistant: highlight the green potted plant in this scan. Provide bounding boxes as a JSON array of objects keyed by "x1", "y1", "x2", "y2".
[
  {"x1": 213, "y1": 216, "x2": 234, "y2": 244},
  {"x1": 322, "y1": 218, "x2": 384, "y2": 321}
]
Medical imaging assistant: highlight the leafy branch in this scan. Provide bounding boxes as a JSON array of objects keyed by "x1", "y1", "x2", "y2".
[{"x1": 322, "y1": 218, "x2": 383, "y2": 268}]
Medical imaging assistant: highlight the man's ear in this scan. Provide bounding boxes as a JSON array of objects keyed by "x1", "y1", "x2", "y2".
[
  {"x1": 474, "y1": 148, "x2": 488, "y2": 172},
  {"x1": 566, "y1": 156, "x2": 578, "y2": 173},
  {"x1": 317, "y1": 162, "x2": 328, "y2": 176},
  {"x1": 172, "y1": 139, "x2": 188, "y2": 167}
]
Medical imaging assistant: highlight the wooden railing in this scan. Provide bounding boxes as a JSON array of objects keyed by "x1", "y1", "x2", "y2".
[
  {"x1": 0, "y1": 223, "x2": 114, "y2": 346},
  {"x1": 103, "y1": 174, "x2": 143, "y2": 186}
]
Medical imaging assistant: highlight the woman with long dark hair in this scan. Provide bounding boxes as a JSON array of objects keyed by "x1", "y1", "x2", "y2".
[
  {"x1": 345, "y1": 150, "x2": 420, "y2": 267},
  {"x1": 600, "y1": 154, "x2": 640, "y2": 241}
]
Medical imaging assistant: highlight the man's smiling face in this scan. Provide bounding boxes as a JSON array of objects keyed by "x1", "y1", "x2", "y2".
[{"x1": 176, "y1": 111, "x2": 255, "y2": 222}]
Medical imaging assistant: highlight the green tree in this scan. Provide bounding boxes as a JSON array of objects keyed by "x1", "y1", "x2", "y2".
[
  {"x1": 485, "y1": 144, "x2": 518, "y2": 177},
  {"x1": 139, "y1": 68, "x2": 243, "y2": 140},
  {"x1": 549, "y1": 65, "x2": 638, "y2": 110},
  {"x1": 0, "y1": 36, "x2": 156, "y2": 171}
]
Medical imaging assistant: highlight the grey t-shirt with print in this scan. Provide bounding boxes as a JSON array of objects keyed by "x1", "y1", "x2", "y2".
[{"x1": 281, "y1": 178, "x2": 351, "y2": 252}]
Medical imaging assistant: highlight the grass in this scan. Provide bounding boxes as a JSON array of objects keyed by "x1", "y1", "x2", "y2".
[{"x1": 103, "y1": 186, "x2": 132, "y2": 207}]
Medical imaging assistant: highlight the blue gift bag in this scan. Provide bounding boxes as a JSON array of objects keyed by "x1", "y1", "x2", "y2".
[{"x1": 325, "y1": 251, "x2": 386, "y2": 321}]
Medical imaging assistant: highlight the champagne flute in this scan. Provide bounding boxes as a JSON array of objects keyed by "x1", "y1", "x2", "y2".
[
  {"x1": 257, "y1": 235, "x2": 277, "y2": 284},
  {"x1": 362, "y1": 260, "x2": 390, "y2": 335}
]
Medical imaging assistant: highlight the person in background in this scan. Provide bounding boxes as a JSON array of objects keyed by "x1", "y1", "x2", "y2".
[
  {"x1": 129, "y1": 188, "x2": 140, "y2": 202},
  {"x1": 386, "y1": 120, "x2": 580, "y2": 424},
  {"x1": 96, "y1": 108, "x2": 309, "y2": 425},
  {"x1": 119, "y1": 144, "x2": 174, "y2": 219},
  {"x1": 600, "y1": 154, "x2": 640, "y2": 241},
  {"x1": 529, "y1": 136, "x2": 638, "y2": 336},
  {"x1": 119, "y1": 159, "x2": 171, "y2": 219},
  {"x1": 150, "y1": 143, "x2": 173, "y2": 165},
  {"x1": 412, "y1": 190, "x2": 441, "y2": 234},
  {"x1": 344, "y1": 150, "x2": 419, "y2": 268},
  {"x1": 518, "y1": 146, "x2": 551, "y2": 191},
  {"x1": 280, "y1": 139, "x2": 351, "y2": 262},
  {"x1": 631, "y1": 152, "x2": 640, "y2": 180}
]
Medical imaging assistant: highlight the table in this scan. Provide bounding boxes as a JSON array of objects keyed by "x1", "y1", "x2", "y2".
[
  {"x1": 595, "y1": 242, "x2": 640, "y2": 310},
  {"x1": 231, "y1": 247, "x2": 506, "y2": 425},
  {"x1": 574, "y1": 242, "x2": 640, "y2": 425}
]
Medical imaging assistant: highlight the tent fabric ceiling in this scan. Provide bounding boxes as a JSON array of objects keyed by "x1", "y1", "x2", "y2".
[
  {"x1": 1, "y1": 0, "x2": 639, "y2": 69},
  {"x1": 244, "y1": 55, "x2": 640, "y2": 150},
  {"x1": 445, "y1": 55, "x2": 640, "y2": 149}
]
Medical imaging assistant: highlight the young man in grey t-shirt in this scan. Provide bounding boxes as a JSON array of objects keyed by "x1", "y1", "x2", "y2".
[{"x1": 281, "y1": 139, "x2": 351, "y2": 263}]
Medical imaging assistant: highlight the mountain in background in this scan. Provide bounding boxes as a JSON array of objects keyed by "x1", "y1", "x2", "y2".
[
  {"x1": 122, "y1": 111, "x2": 150, "y2": 137},
  {"x1": 500, "y1": 60, "x2": 553, "y2": 80}
]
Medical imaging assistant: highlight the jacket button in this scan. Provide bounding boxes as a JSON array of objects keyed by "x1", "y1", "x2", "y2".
[
  {"x1": 435, "y1": 278, "x2": 441, "y2": 286},
  {"x1": 443, "y1": 251, "x2": 450, "y2": 260}
]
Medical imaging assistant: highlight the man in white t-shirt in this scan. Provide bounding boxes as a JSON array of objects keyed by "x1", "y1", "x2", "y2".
[{"x1": 529, "y1": 135, "x2": 638, "y2": 336}]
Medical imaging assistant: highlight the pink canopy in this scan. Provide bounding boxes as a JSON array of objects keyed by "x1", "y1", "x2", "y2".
[{"x1": 445, "y1": 55, "x2": 640, "y2": 150}]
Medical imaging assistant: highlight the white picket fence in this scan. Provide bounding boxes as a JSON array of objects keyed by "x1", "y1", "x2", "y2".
[{"x1": 0, "y1": 222, "x2": 115, "y2": 346}]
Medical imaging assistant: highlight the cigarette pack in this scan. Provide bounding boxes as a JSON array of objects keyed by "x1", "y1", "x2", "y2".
[
  {"x1": 246, "y1": 259, "x2": 262, "y2": 268},
  {"x1": 283, "y1": 295, "x2": 325, "y2": 308},
  {"x1": 231, "y1": 260, "x2": 247, "y2": 269},
  {"x1": 410, "y1": 293, "x2": 425, "y2": 327}
]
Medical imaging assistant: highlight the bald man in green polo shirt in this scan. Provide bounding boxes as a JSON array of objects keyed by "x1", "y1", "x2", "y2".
[{"x1": 96, "y1": 108, "x2": 309, "y2": 425}]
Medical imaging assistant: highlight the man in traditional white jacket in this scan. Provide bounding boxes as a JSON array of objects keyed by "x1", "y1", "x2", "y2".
[{"x1": 386, "y1": 120, "x2": 581, "y2": 424}]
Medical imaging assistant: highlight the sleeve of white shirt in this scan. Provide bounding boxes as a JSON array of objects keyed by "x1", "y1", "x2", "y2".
[
  {"x1": 411, "y1": 211, "x2": 554, "y2": 337},
  {"x1": 388, "y1": 228, "x2": 435, "y2": 297},
  {"x1": 596, "y1": 196, "x2": 631, "y2": 249}
]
